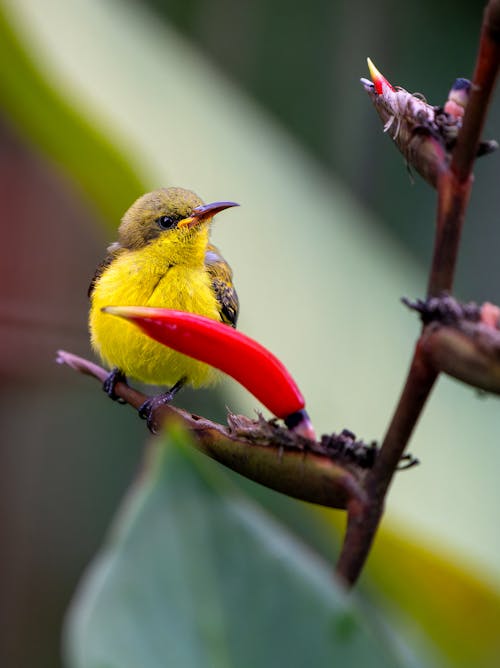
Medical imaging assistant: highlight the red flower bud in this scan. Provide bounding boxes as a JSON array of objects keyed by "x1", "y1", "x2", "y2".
[{"x1": 103, "y1": 306, "x2": 316, "y2": 440}]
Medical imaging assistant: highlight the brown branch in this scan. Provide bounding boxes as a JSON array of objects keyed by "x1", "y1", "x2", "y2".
[
  {"x1": 336, "y1": 350, "x2": 437, "y2": 585},
  {"x1": 56, "y1": 350, "x2": 368, "y2": 510},
  {"x1": 428, "y1": 0, "x2": 500, "y2": 297},
  {"x1": 426, "y1": 169, "x2": 472, "y2": 297},
  {"x1": 336, "y1": 0, "x2": 500, "y2": 586},
  {"x1": 452, "y1": 0, "x2": 500, "y2": 182}
]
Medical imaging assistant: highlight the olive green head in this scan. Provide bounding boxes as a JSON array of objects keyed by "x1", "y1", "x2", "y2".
[{"x1": 117, "y1": 187, "x2": 205, "y2": 250}]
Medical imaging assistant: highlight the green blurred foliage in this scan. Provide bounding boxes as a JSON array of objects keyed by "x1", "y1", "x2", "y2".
[
  {"x1": 367, "y1": 525, "x2": 500, "y2": 667},
  {"x1": 65, "y1": 426, "x2": 415, "y2": 668},
  {"x1": 0, "y1": 0, "x2": 500, "y2": 667},
  {"x1": 145, "y1": 0, "x2": 499, "y2": 277},
  {"x1": 324, "y1": 510, "x2": 500, "y2": 667},
  {"x1": 0, "y1": 5, "x2": 145, "y2": 222}
]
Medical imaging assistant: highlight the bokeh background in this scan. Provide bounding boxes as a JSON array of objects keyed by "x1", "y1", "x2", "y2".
[{"x1": 1, "y1": 0, "x2": 499, "y2": 666}]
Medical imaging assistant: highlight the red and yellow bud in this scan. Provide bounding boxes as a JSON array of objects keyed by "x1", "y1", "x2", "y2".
[
  {"x1": 360, "y1": 59, "x2": 497, "y2": 187},
  {"x1": 103, "y1": 306, "x2": 316, "y2": 440},
  {"x1": 366, "y1": 57, "x2": 395, "y2": 95}
]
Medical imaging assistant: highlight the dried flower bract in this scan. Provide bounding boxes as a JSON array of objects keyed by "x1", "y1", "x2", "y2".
[{"x1": 361, "y1": 59, "x2": 498, "y2": 187}]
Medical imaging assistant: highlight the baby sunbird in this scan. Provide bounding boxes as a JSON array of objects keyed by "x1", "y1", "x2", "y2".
[{"x1": 88, "y1": 187, "x2": 239, "y2": 426}]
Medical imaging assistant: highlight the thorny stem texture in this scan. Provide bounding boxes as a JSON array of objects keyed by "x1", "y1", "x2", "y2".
[{"x1": 336, "y1": 0, "x2": 500, "y2": 587}]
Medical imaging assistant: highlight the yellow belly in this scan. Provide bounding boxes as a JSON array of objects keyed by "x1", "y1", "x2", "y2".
[{"x1": 89, "y1": 253, "x2": 221, "y2": 387}]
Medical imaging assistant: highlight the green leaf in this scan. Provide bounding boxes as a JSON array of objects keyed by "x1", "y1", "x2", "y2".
[
  {"x1": 64, "y1": 424, "x2": 415, "y2": 668},
  {"x1": 367, "y1": 523, "x2": 500, "y2": 667},
  {"x1": 0, "y1": 3, "x2": 146, "y2": 223}
]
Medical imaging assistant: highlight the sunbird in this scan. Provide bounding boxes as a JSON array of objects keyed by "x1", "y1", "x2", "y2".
[{"x1": 88, "y1": 187, "x2": 239, "y2": 426}]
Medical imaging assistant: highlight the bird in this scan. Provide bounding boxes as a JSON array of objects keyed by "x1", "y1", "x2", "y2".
[{"x1": 88, "y1": 187, "x2": 239, "y2": 428}]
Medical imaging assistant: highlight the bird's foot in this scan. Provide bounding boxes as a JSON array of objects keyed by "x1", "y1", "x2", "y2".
[
  {"x1": 103, "y1": 368, "x2": 128, "y2": 404},
  {"x1": 138, "y1": 377, "x2": 187, "y2": 433},
  {"x1": 138, "y1": 393, "x2": 174, "y2": 433}
]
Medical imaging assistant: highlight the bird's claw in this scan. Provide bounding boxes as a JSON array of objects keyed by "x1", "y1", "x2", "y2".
[
  {"x1": 103, "y1": 368, "x2": 128, "y2": 403},
  {"x1": 138, "y1": 392, "x2": 175, "y2": 433}
]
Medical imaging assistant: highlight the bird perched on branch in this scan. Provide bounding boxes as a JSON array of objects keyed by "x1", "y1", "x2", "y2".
[{"x1": 88, "y1": 187, "x2": 239, "y2": 426}]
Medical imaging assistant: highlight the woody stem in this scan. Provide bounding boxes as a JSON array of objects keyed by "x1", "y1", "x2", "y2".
[{"x1": 335, "y1": 0, "x2": 500, "y2": 587}]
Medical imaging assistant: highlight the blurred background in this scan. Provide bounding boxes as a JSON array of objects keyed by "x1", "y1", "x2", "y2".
[{"x1": 1, "y1": 0, "x2": 499, "y2": 665}]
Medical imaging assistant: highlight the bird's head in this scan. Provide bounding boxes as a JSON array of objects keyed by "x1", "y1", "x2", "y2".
[{"x1": 117, "y1": 187, "x2": 238, "y2": 253}]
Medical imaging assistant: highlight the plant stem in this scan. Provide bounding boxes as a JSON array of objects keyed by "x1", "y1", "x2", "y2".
[
  {"x1": 427, "y1": 0, "x2": 500, "y2": 297},
  {"x1": 452, "y1": 0, "x2": 500, "y2": 182},
  {"x1": 336, "y1": 0, "x2": 500, "y2": 587},
  {"x1": 56, "y1": 349, "x2": 367, "y2": 510},
  {"x1": 336, "y1": 349, "x2": 436, "y2": 585},
  {"x1": 427, "y1": 170, "x2": 472, "y2": 297}
]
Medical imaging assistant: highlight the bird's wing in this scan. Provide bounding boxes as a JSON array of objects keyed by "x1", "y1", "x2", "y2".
[
  {"x1": 88, "y1": 243, "x2": 124, "y2": 298},
  {"x1": 205, "y1": 244, "x2": 239, "y2": 328}
]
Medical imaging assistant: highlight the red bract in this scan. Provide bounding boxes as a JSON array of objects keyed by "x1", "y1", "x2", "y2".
[
  {"x1": 103, "y1": 306, "x2": 316, "y2": 439},
  {"x1": 367, "y1": 57, "x2": 395, "y2": 95}
]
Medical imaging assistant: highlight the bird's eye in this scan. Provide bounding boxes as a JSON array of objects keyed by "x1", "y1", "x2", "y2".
[{"x1": 156, "y1": 215, "x2": 177, "y2": 230}]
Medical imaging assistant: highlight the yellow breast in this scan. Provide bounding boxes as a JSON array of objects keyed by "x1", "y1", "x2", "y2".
[{"x1": 89, "y1": 249, "x2": 221, "y2": 387}]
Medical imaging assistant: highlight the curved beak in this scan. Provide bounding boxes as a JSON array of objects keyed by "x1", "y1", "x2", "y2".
[{"x1": 177, "y1": 201, "x2": 239, "y2": 229}]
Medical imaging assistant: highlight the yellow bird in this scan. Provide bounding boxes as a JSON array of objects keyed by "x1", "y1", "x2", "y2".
[{"x1": 88, "y1": 187, "x2": 239, "y2": 426}]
